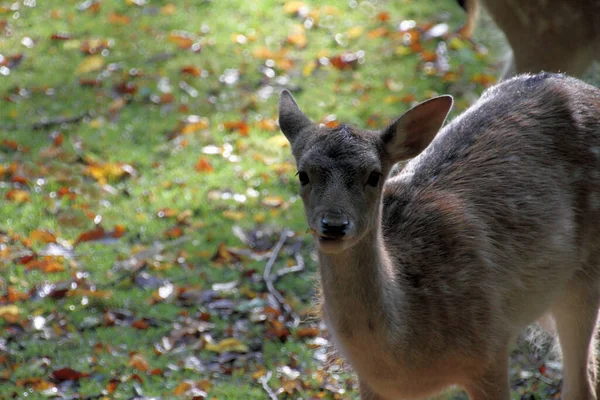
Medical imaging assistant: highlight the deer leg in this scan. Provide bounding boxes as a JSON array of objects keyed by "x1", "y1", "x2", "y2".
[
  {"x1": 551, "y1": 279, "x2": 599, "y2": 400},
  {"x1": 359, "y1": 379, "x2": 386, "y2": 400},
  {"x1": 463, "y1": 347, "x2": 510, "y2": 400}
]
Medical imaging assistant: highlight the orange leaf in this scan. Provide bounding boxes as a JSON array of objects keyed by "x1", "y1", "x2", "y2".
[
  {"x1": 367, "y1": 27, "x2": 388, "y2": 39},
  {"x1": 472, "y1": 73, "x2": 497, "y2": 87},
  {"x1": 51, "y1": 367, "x2": 88, "y2": 382},
  {"x1": 222, "y1": 121, "x2": 249, "y2": 136},
  {"x1": 25, "y1": 258, "x2": 65, "y2": 273},
  {"x1": 51, "y1": 32, "x2": 72, "y2": 40},
  {"x1": 287, "y1": 32, "x2": 307, "y2": 48},
  {"x1": 195, "y1": 157, "x2": 214, "y2": 173},
  {"x1": 129, "y1": 353, "x2": 149, "y2": 372},
  {"x1": 5, "y1": 189, "x2": 30, "y2": 203},
  {"x1": 296, "y1": 326, "x2": 319, "y2": 338},
  {"x1": 157, "y1": 208, "x2": 178, "y2": 218},
  {"x1": 174, "y1": 381, "x2": 193, "y2": 395},
  {"x1": 108, "y1": 12, "x2": 130, "y2": 24},
  {"x1": 181, "y1": 65, "x2": 201, "y2": 77},
  {"x1": 52, "y1": 132, "x2": 64, "y2": 146},
  {"x1": 164, "y1": 226, "x2": 183, "y2": 239},
  {"x1": 107, "y1": 379, "x2": 120, "y2": 394},
  {"x1": 168, "y1": 31, "x2": 194, "y2": 49},
  {"x1": 376, "y1": 11, "x2": 390, "y2": 22},
  {"x1": 257, "y1": 118, "x2": 277, "y2": 132},
  {"x1": 112, "y1": 224, "x2": 126, "y2": 238},
  {"x1": 420, "y1": 49, "x2": 437, "y2": 62},
  {"x1": 30, "y1": 229, "x2": 57, "y2": 244},
  {"x1": 75, "y1": 226, "x2": 105, "y2": 245},
  {"x1": 131, "y1": 319, "x2": 149, "y2": 330}
]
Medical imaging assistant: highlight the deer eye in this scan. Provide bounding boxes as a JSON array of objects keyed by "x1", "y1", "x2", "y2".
[
  {"x1": 366, "y1": 171, "x2": 382, "y2": 187},
  {"x1": 297, "y1": 171, "x2": 310, "y2": 186}
]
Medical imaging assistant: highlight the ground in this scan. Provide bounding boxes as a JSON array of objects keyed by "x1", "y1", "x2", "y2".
[{"x1": 0, "y1": 0, "x2": 590, "y2": 398}]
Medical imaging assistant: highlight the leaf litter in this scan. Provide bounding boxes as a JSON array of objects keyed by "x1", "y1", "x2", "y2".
[{"x1": 0, "y1": 0, "x2": 558, "y2": 399}]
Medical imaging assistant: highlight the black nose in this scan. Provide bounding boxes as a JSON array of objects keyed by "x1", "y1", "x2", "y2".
[{"x1": 321, "y1": 212, "x2": 349, "y2": 238}]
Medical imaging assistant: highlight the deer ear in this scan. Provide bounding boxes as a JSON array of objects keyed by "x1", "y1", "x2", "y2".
[
  {"x1": 381, "y1": 95, "x2": 453, "y2": 162},
  {"x1": 278, "y1": 90, "x2": 312, "y2": 145}
]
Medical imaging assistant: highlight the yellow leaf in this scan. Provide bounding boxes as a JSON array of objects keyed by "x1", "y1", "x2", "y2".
[
  {"x1": 320, "y1": 5, "x2": 340, "y2": 15},
  {"x1": 347, "y1": 26, "x2": 364, "y2": 39},
  {"x1": 5, "y1": 189, "x2": 30, "y2": 203},
  {"x1": 254, "y1": 213, "x2": 266, "y2": 223},
  {"x1": 76, "y1": 55, "x2": 105, "y2": 74},
  {"x1": 63, "y1": 40, "x2": 82, "y2": 50},
  {"x1": 302, "y1": 62, "x2": 316, "y2": 77},
  {"x1": 222, "y1": 210, "x2": 245, "y2": 221},
  {"x1": 395, "y1": 46, "x2": 412, "y2": 56},
  {"x1": 161, "y1": 4, "x2": 176, "y2": 15},
  {"x1": 266, "y1": 134, "x2": 290, "y2": 148},
  {"x1": 287, "y1": 26, "x2": 307, "y2": 48},
  {"x1": 262, "y1": 196, "x2": 284, "y2": 208},
  {"x1": 0, "y1": 305, "x2": 19, "y2": 320},
  {"x1": 283, "y1": 1, "x2": 307, "y2": 14},
  {"x1": 206, "y1": 338, "x2": 249, "y2": 354}
]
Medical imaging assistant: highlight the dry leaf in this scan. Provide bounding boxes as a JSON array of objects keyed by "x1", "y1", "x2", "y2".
[
  {"x1": 195, "y1": 157, "x2": 214, "y2": 173},
  {"x1": 129, "y1": 353, "x2": 149, "y2": 372},
  {"x1": 75, "y1": 55, "x2": 105, "y2": 74}
]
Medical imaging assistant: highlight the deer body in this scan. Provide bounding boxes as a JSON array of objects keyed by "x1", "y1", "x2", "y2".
[
  {"x1": 279, "y1": 73, "x2": 600, "y2": 399},
  {"x1": 460, "y1": 0, "x2": 600, "y2": 78}
]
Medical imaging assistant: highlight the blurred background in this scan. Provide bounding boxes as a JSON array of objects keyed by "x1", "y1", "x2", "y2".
[{"x1": 0, "y1": 1, "x2": 598, "y2": 399}]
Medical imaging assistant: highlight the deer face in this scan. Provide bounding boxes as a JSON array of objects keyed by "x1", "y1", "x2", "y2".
[{"x1": 278, "y1": 90, "x2": 452, "y2": 254}]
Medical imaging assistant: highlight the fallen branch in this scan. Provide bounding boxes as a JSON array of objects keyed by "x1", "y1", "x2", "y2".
[
  {"x1": 259, "y1": 371, "x2": 278, "y2": 400},
  {"x1": 274, "y1": 253, "x2": 304, "y2": 281},
  {"x1": 31, "y1": 111, "x2": 91, "y2": 130},
  {"x1": 263, "y1": 230, "x2": 302, "y2": 326}
]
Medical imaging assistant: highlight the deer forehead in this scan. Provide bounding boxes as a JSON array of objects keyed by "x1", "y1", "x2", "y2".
[{"x1": 297, "y1": 128, "x2": 381, "y2": 167}]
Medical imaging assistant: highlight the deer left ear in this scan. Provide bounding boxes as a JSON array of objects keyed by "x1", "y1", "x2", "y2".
[
  {"x1": 278, "y1": 90, "x2": 313, "y2": 146},
  {"x1": 381, "y1": 95, "x2": 453, "y2": 162}
]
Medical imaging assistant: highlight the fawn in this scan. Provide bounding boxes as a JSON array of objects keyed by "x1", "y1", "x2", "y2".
[
  {"x1": 457, "y1": 0, "x2": 600, "y2": 79},
  {"x1": 278, "y1": 72, "x2": 600, "y2": 399}
]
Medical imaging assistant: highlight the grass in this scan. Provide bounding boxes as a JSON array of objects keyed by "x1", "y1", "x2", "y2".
[{"x1": 0, "y1": 0, "x2": 574, "y2": 398}]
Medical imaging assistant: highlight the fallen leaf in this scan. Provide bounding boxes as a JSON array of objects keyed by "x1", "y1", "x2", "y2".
[
  {"x1": 74, "y1": 226, "x2": 105, "y2": 244},
  {"x1": 205, "y1": 337, "x2": 249, "y2": 354},
  {"x1": 283, "y1": 1, "x2": 308, "y2": 15},
  {"x1": 5, "y1": 189, "x2": 30, "y2": 203},
  {"x1": 108, "y1": 12, "x2": 130, "y2": 24},
  {"x1": 181, "y1": 65, "x2": 201, "y2": 77},
  {"x1": 75, "y1": 55, "x2": 105, "y2": 74},
  {"x1": 222, "y1": 121, "x2": 249, "y2": 136},
  {"x1": 51, "y1": 367, "x2": 88, "y2": 382},
  {"x1": 168, "y1": 31, "x2": 194, "y2": 49},
  {"x1": 0, "y1": 305, "x2": 19, "y2": 321},
  {"x1": 164, "y1": 226, "x2": 184, "y2": 239},
  {"x1": 129, "y1": 353, "x2": 149, "y2": 372},
  {"x1": 195, "y1": 157, "x2": 214, "y2": 173}
]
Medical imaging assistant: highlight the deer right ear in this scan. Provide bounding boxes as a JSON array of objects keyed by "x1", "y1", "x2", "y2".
[
  {"x1": 278, "y1": 90, "x2": 312, "y2": 145},
  {"x1": 381, "y1": 95, "x2": 453, "y2": 162}
]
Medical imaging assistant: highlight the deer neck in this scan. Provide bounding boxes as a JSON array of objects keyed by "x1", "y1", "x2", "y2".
[{"x1": 317, "y1": 221, "x2": 401, "y2": 339}]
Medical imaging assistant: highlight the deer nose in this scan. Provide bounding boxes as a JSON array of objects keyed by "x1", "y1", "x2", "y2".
[{"x1": 320, "y1": 212, "x2": 349, "y2": 238}]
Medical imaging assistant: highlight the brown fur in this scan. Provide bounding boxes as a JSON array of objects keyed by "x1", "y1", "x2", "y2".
[
  {"x1": 459, "y1": 0, "x2": 600, "y2": 79},
  {"x1": 278, "y1": 73, "x2": 600, "y2": 399}
]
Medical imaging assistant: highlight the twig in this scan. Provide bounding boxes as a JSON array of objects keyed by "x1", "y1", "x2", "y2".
[
  {"x1": 263, "y1": 230, "x2": 302, "y2": 326},
  {"x1": 263, "y1": 230, "x2": 290, "y2": 284},
  {"x1": 274, "y1": 253, "x2": 305, "y2": 281},
  {"x1": 259, "y1": 371, "x2": 278, "y2": 400},
  {"x1": 98, "y1": 236, "x2": 190, "y2": 289},
  {"x1": 31, "y1": 112, "x2": 91, "y2": 130}
]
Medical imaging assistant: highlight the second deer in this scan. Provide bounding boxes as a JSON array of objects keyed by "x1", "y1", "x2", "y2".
[
  {"x1": 279, "y1": 73, "x2": 600, "y2": 399},
  {"x1": 458, "y1": 0, "x2": 600, "y2": 79}
]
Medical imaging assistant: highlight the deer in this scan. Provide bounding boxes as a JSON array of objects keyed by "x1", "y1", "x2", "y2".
[
  {"x1": 278, "y1": 72, "x2": 600, "y2": 399},
  {"x1": 456, "y1": 0, "x2": 600, "y2": 79}
]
